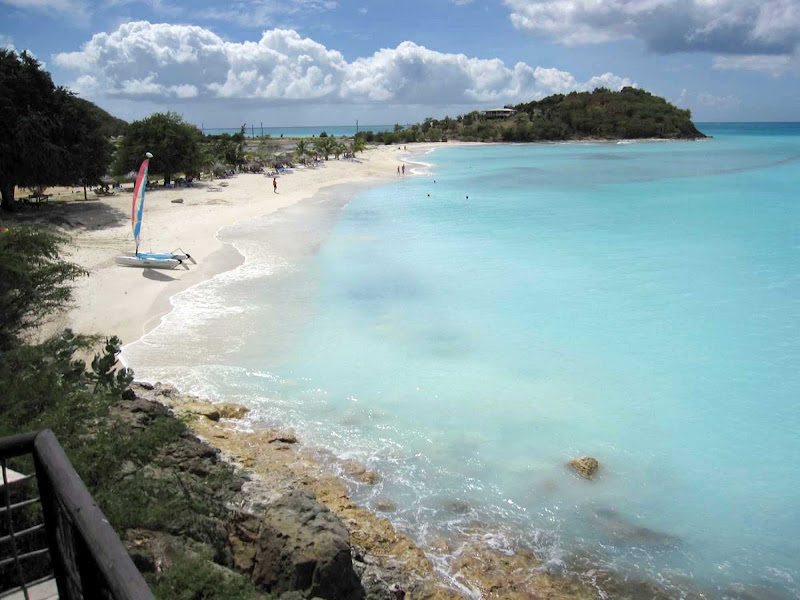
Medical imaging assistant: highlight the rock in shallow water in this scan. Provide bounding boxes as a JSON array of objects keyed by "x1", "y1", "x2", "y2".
[
  {"x1": 214, "y1": 402, "x2": 250, "y2": 419},
  {"x1": 177, "y1": 402, "x2": 221, "y2": 421},
  {"x1": 569, "y1": 456, "x2": 599, "y2": 479}
]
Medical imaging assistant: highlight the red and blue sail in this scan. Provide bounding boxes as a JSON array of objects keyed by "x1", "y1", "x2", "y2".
[{"x1": 130, "y1": 152, "x2": 152, "y2": 254}]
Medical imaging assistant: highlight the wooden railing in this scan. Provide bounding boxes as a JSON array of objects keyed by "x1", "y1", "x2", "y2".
[{"x1": 0, "y1": 430, "x2": 153, "y2": 600}]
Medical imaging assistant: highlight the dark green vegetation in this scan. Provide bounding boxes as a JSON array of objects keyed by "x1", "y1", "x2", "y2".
[
  {"x1": 0, "y1": 50, "x2": 116, "y2": 209},
  {"x1": 72, "y1": 96, "x2": 128, "y2": 138},
  {"x1": 114, "y1": 112, "x2": 205, "y2": 186},
  {"x1": 0, "y1": 226, "x2": 268, "y2": 599},
  {"x1": 360, "y1": 87, "x2": 705, "y2": 144}
]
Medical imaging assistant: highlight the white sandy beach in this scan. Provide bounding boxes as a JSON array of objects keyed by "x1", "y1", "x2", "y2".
[{"x1": 54, "y1": 143, "x2": 437, "y2": 345}]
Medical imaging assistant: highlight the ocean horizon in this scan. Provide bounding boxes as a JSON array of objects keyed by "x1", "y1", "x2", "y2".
[
  {"x1": 200, "y1": 124, "x2": 395, "y2": 138},
  {"x1": 123, "y1": 123, "x2": 800, "y2": 599}
]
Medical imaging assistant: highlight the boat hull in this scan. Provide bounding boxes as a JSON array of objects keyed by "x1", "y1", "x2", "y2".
[{"x1": 115, "y1": 252, "x2": 189, "y2": 269}]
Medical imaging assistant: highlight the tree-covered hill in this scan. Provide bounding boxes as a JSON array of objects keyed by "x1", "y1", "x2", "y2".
[
  {"x1": 361, "y1": 87, "x2": 705, "y2": 144},
  {"x1": 72, "y1": 96, "x2": 128, "y2": 137}
]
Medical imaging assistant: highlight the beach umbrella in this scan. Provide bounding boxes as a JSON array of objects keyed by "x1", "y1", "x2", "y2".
[
  {"x1": 101, "y1": 174, "x2": 117, "y2": 184},
  {"x1": 211, "y1": 161, "x2": 228, "y2": 173}
]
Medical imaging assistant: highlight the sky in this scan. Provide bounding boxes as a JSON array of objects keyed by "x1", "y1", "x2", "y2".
[{"x1": 2, "y1": 0, "x2": 800, "y2": 127}]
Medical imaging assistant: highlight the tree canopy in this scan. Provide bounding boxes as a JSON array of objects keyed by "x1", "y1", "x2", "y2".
[
  {"x1": 0, "y1": 49, "x2": 114, "y2": 210},
  {"x1": 203, "y1": 127, "x2": 246, "y2": 168},
  {"x1": 360, "y1": 87, "x2": 705, "y2": 145},
  {"x1": 114, "y1": 112, "x2": 203, "y2": 185},
  {"x1": 71, "y1": 96, "x2": 128, "y2": 138}
]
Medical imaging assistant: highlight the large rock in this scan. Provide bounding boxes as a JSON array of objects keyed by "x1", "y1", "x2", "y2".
[
  {"x1": 177, "y1": 403, "x2": 221, "y2": 421},
  {"x1": 215, "y1": 403, "x2": 250, "y2": 420},
  {"x1": 569, "y1": 457, "x2": 599, "y2": 479},
  {"x1": 231, "y1": 490, "x2": 365, "y2": 600}
]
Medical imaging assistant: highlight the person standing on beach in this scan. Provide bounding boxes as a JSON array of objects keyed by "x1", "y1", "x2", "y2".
[
  {"x1": 401, "y1": 164, "x2": 405, "y2": 175},
  {"x1": 273, "y1": 177, "x2": 278, "y2": 193}
]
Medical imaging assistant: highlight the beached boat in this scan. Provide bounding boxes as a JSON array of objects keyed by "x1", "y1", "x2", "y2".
[{"x1": 115, "y1": 152, "x2": 195, "y2": 270}]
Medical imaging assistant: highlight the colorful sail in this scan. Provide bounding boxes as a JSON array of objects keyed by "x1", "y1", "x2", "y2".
[{"x1": 130, "y1": 152, "x2": 152, "y2": 253}]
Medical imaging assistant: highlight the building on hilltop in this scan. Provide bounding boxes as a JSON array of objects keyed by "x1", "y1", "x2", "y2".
[{"x1": 482, "y1": 108, "x2": 517, "y2": 119}]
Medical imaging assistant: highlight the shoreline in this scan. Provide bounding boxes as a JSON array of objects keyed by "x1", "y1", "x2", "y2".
[
  {"x1": 41, "y1": 140, "x2": 711, "y2": 599},
  {"x1": 50, "y1": 142, "x2": 444, "y2": 345}
]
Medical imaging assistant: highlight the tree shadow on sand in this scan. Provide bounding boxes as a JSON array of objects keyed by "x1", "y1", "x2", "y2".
[{"x1": 2, "y1": 199, "x2": 128, "y2": 232}]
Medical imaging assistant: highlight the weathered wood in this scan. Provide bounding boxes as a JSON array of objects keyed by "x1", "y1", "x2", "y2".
[{"x1": 33, "y1": 430, "x2": 154, "y2": 600}]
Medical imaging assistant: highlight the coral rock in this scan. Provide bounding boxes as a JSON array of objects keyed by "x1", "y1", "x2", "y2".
[
  {"x1": 569, "y1": 456, "x2": 599, "y2": 479},
  {"x1": 214, "y1": 403, "x2": 250, "y2": 420}
]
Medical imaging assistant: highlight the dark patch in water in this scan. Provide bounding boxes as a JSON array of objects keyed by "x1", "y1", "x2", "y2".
[
  {"x1": 591, "y1": 508, "x2": 681, "y2": 546},
  {"x1": 444, "y1": 499, "x2": 472, "y2": 514}
]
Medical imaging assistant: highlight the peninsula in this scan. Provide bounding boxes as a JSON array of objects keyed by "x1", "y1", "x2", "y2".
[{"x1": 359, "y1": 87, "x2": 706, "y2": 144}]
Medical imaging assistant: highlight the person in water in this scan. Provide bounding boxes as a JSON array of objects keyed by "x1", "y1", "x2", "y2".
[{"x1": 273, "y1": 177, "x2": 277, "y2": 193}]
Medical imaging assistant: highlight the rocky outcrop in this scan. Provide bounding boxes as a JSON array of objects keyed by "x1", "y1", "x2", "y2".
[
  {"x1": 177, "y1": 402, "x2": 221, "y2": 421},
  {"x1": 569, "y1": 456, "x2": 599, "y2": 479},
  {"x1": 215, "y1": 403, "x2": 250, "y2": 420},
  {"x1": 231, "y1": 490, "x2": 365, "y2": 600},
  {"x1": 125, "y1": 383, "x2": 370, "y2": 599}
]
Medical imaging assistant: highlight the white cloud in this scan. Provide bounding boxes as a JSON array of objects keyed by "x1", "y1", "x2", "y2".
[
  {"x1": 504, "y1": 0, "x2": 800, "y2": 75},
  {"x1": 199, "y1": 0, "x2": 338, "y2": 27},
  {"x1": 696, "y1": 92, "x2": 741, "y2": 108},
  {"x1": 713, "y1": 52, "x2": 797, "y2": 76},
  {"x1": 54, "y1": 21, "x2": 635, "y2": 107},
  {"x1": 0, "y1": 34, "x2": 14, "y2": 50},
  {"x1": 1, "y1": 0, "x2": 87, "y2": 17}
]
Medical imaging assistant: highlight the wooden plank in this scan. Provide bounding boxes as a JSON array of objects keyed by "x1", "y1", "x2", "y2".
[{"x1": 33, "y1": 430, "x2": 154, "y2": 600}]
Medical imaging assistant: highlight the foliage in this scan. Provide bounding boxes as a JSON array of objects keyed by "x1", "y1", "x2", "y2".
[
  {"x1": 313, "y1": 136, "x2": 336, "y2": 160},
  {"x1": 0, "y1": 330, "x2": 131, "y2": 440},
  {"x1": 59, "y1": 93, "x2": 115, "y2": 195},
  {"x1": 361, "y1": 87, "x2": 705, "y2": 144},
  {"x1": 0, "y1": 226, "x2": 86, "y2": 349},
  {"x1": 349, "y1": 136, "x2": 367, "y2": 154},
  {"x1": 294, "y1": 139, "x2": 310, "y2": 163},
  {"x1": 0, "y1": 50, "x2": 114, "y2": 209},
  {"x1": 0, "y1": 225, "x2": 251, "y2": 599},
  {"x1": 71, "y1": 96, "x2": 128, "y2": 138},
  {"x1": 148, "y1": 555, "x2": 267, "y2": 600},
  {"x1": 115, "y1": 112, "x2": 203, "y2": 185},
  {"x1": 203, "y1": 126, "x2": 246, "y2": 168}
]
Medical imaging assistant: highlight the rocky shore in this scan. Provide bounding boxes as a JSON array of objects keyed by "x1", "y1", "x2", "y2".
[{"x1": 123, "y1": 381, "x2": 704, "y2": 600}]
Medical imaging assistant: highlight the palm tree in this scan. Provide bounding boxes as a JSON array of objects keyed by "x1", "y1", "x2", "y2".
[
  {"x1": 333, "y1": 143, "x2": 346, "y2": 160},
  {"x1": 294, "y1": 140, "x2": 309, "y2": 165},
  {"x1": 349, "y1": 137, "x2": 366, "y2": 155},
  {"x1": 313, "y1": 137, "x2": 336, "y2": 161}
]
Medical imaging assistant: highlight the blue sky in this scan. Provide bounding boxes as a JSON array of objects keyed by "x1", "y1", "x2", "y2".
[{"x1": 2, "y1": 0, "x2": 799, "y2": 126}]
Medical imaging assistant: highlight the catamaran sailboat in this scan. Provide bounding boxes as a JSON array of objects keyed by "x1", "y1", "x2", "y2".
[{"x1": 115, "y1": 152, "x2": 195, "y2": 269}]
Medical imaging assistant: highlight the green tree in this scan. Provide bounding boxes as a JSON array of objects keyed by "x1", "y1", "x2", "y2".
[
  {"x1": 294, "y1": 139, "x2": 309, "y2": 164},
  {"x1": 204, "y1": 126, "x2": 246, "y2": 168},
  {"x1": 0, "y1": 226, "x2": 86, "y2": 350},
  {"x1": 58, "y1": 93, "x2": 115, "y2": 200},
  {"x1": 0, "y1": 50, "x2": 112, "y2": 210},
  {"x1": 313, "y1": 136, "x2": 336, "y2": 160},
  {"x1": 349, "y1": 136, "x2": 366, "y2": 155},
  {"x1": 115, "y1": 112, "x2": 202, "y2": 185}
]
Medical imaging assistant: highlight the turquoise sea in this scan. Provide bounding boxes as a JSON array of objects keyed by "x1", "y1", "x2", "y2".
[
  {"x1": 124, "y1": 123, "x2": 800, "y2": 599},
  {"x1": 201, "y1": 124, "x2": 393, "y2": 138}
]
